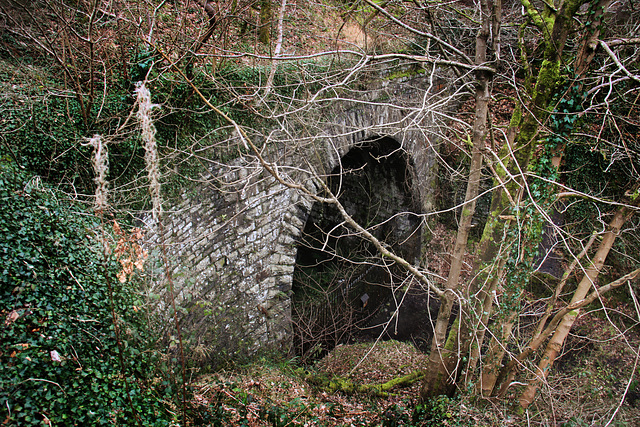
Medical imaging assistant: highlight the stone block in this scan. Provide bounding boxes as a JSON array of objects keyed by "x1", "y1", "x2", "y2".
[{"x1": 271, "y1": 264, "x2": 294, "y2": 275}]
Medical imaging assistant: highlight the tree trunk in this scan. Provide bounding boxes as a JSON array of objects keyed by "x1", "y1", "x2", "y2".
[
  {"x1": 480, "y1": 0, "x2": 614, "y2": 397},
  {"x1": 420, "y1": 318, "x2": 462, "y2": 398},
  {"x1": 258, "y1": 0, "x2": 272, "y2": 44},
  {"x1": 262, "y1": 0, "x2": 287, "y2": 102},
  {"x1": 424, "y1": 58, "x2": 487, "y2": 383},
  {"x1": 463, "y1": 0, "x2": 597, "y2": 392},
  {"x1": 479, "y1": 311, "x2": 516, "y2": 396},
  {"x1": 187, "y1": 1, "x2": 222, "y2": 79},
  {"x1": 519, "y1": 206, "x2": 632, "y2": 408},
  {"x1": 420, "y1": 0, "x2": 494, "y2": 399}
]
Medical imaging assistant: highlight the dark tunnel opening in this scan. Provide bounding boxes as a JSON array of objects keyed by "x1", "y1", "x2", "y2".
[{"x1": 291, "y1": 136, "x2": 432, "y2": 361}]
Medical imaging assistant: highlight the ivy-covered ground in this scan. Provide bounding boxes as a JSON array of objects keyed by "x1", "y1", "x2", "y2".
[{"x1": 0, "y1": 164, "x2": 173, "y2": 426}]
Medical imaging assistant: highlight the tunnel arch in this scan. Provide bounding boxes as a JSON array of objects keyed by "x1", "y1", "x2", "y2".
[
  {"x1": 148, "y1": 71, "x2": 451, "y2": 367},
  {"x1": 291, "y1": 136, "x2": 424, "y2": 360}
]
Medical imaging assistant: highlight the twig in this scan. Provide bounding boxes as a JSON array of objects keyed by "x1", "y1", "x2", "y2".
[{"x1": 603, "y1": 342, "x2": 640, "y2": 427}]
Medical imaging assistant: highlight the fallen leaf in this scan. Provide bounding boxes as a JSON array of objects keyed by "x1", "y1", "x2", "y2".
[{"x1": 5, "y1": 310, "x2": 20, "y2": 326}]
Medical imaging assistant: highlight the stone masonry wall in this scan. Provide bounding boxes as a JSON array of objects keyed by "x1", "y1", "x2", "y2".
[
  {"x1": 149, "y1": 163, "x2": 309, "y2": 362},
  {"x1": 148, "y1": 69, "x2": 454, "y2": 366}
]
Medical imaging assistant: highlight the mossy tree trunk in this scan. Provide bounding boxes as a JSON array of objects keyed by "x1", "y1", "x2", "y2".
[
  {"x1": 258, "y1": 0, "x2": 272, "y2": 44},
  {"x1": 476, "y1": 0, "x2": 613, "y2": 398},
  {"x1": 422, "y1": 0, "x2": 613, "y2": 399},
  {"x1": 453, "y1": 0, "x2": 598, "y2": 396}
]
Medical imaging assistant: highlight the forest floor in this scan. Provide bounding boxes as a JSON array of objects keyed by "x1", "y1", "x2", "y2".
[{"x1": 187, "y1": 320, "x2": 640, "y2": 426}]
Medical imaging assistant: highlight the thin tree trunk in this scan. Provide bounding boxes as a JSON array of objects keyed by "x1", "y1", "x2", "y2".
[
  {"x1": 187, "y1": 0, "x2": 221, "y2": 79},
  {"x1": 519, "y1": 206, "x2": 632, "y2": 408},
  {"x1": 479, "y1": 311, "x2": 516, "y2": 396},
  {"x1": 465, "y1": 231, "x2": 510, "y2": 376},
  {"x1": 262, "y1": 0, "x2": 287, "y2": 102},
  {"x1": 427, "y1": 70, "x2": 487, "y2": 363},
  {"x1": 420, "y1": 0, "x2": 494, "y2": 399}
]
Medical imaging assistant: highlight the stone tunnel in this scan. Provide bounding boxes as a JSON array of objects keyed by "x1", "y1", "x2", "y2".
[
  {"x1": 292, "y1": 136, "x2": 424, "y2": 360},
  {"x1": 147, "y1": 71, "x2": 452, "y2": 366}
]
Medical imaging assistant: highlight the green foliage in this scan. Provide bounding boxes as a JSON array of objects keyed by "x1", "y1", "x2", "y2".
[
  {"x1": 130, "y1": 49, "x2": 162, "y2": 83},
  {"x1": 412, "y1": 395, "x2": 464, "y2": 427},
  {"x1": 259, "y1": 397, "x2": 312, "y2": 427},
  {"x1": 377, "y1": 396, "x2": 465, "y2": 427},
  {"x1": 560, "y1": 417, "x2": 592, "y2": 427},
  {"x1": 380, "y1": 403, "x2": 412, "y2": 426},
  {"x1": 1, "y1": 51, "x2": 337, "y2": 207},
  {"x1": 1, "y1": 81, "x2": 145, "y2": 199},
  {"x1": 0, "y1": 163, "x2": 171, "y2": 426}
]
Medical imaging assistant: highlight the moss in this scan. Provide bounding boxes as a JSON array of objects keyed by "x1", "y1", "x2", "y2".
[
  {"x1": 521, "y1": 0, "x2": 551, "y2": 32},
  {"x1": 443, "y1": 318, "x2": 459, "y2": 352},
  {"x1": 328, "y1": 377, "x2": 356, "y2": 393},
  {"x1": 480, "y1": 220, "x2": 496, "y2": 246},
  {"x1": 541, "y1": 15, "x2": 555, "y2": 36},
  {"x1": 385, "y1": 66, "x2": 426, "y2": 81},
  {"x1": 508, "y1": 58, "x2": 561, "y2": 171},
  {"x1": 478, "y1": 187, "x2": 510, "y2": 253},
  {"x1": 314, "y1": 371, "x2": 424, "y2": 396},
  {"x1": 475, "y1": 54, "x2": 561, "y2": 273},
  {"x1": 508, "y1": 102, "x2": 523, "y2": 129},
  {"x1": 532, "y1": 59, "x2": 561, "y2": 108}
]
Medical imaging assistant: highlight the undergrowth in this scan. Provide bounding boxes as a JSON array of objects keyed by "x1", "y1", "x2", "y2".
[
  {"x1": 0, "y1": 162, "x2": 174, "y2": 425},
  {"x1": 188, "y1": 372, "x2": 465, "y2": 427}
]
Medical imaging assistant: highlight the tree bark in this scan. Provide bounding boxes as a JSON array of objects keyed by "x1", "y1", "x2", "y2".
[
  {"x1": 420, "y1": 0, "x2": 494, "y2": 399},
  {"x1": 186, "y1": 0, "x2": 221, "y2": 79},
  {"x1": 519, "y1": 206, "x2": 633, "y2": 408},
  {"x1": 261, "y1": 0, "x2": 287, "y2": 102},
  {"x1": 479, "y1": 311, "x2": 516, "y2": 396},
  {"x1": 258, "y1": 0, "x2": 272, "y2": 44}
]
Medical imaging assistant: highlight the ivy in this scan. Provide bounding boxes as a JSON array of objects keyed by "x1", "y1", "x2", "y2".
[
  {"x1": 0, "y1": 163, "x2": 172, "y2": 426},
  {"x1": 489, "y1": 83, "x2": 588, "y2": 320},
  {"x1": 1, "y1": 86, "x2": 145, "y2": 199}
]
